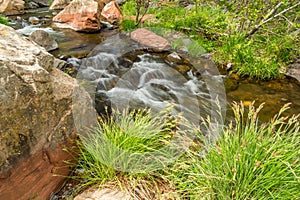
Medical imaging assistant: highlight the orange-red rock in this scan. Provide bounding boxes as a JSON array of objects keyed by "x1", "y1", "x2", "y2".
[
  {"x1": 53, "y1": 0, "x2": 103, "y2": 32},
  {"x1": 101, "y1": 1, "x2": 123, "y2": 23}
]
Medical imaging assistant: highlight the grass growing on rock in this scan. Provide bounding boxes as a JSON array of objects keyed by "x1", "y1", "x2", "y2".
[
  {"x1": 0, "y1": 15, "x2": 9, "y2": 25},
  {"x1": 68, "y1": 102, "x2": 300, "y2": 199},
  {"x1": 120, "y1": 0, "x2": 300, "y2": 79}
]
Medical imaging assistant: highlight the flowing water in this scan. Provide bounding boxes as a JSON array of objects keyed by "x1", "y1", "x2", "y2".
[
  {"x1": 6, "y1": 7, "x2": 300, "y2": 199},
  {"x1": 8, "y1": 8, "x2": 300, "y2": 123}
]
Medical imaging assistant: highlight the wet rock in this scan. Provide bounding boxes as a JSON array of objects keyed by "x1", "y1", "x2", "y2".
[
  {"x1": 130, "y1": 28, "x2": 171, "y2": 51},
  {"x1": 74, "y1": 187, "x2": 132, "y2": 200},
  {"x1": 0, "y1": 24, "x2": 95, "y2": 200},
  {"x1": 29, "y1": 29, "x2": 58, "y2": 51},
  {"x1": 49, "y1": 0, "x2": 72, "y2": 10},
  {"x1": 0, "y1": 0, "x2": 25, "y2": 15},
  {"x1": 175, "y1": 64, "x2": 191, "y2": 75},
  {"x1": 53, "y1": 0, "x2": 103, "y2": 32},
  {"x1": 25, "y1": 1, "x2": 39, "y2": 9},
  {"x1": 28, "y1": 16, "x2": 39, "y2": 25},
  {"x1": 287, "y1": 58, "x2": 300, "y2": 83},
  {"x1": 224, "y1": 78, "x2": 239, "y2": 92},
  {"x1": 166, "y1": 52, "x2": 182, "y2": 64},
  {"x1": 101, "y1": 1, "x2": 123, "y2": 23},
  {"x1": 32, "y1": 0, "x2": 50, "y2": 7}
]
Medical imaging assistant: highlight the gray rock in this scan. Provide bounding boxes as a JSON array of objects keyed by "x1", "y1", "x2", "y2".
[
  {"x1": 32, "y1": 0, "x2": 50, "y2": 7},
  {"x1": 28, "y1": 16, "x2": 39, "y2": 24},
  {"x1": 0, "y1": 24, "x2": 96, "y2": 200},
  {"x1": 29, "y1": 29, "x2": 59, "y2": 51},
  {"x1": 287, "y1": 58, "x2": 300, "y2": 82},
  {"x1": 74, "y1": 187, "x2": 132, "y2": 200},
  {"x1": 26, "y1": 1, "x2": 39, "y2": 9}
]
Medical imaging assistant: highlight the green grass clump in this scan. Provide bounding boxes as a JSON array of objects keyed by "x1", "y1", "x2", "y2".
[
  {"x1": 164, "y1": 102, "x2": 300, "y2": 199},
  {"x1": 70, "y1": 107, "x2": 190, "y2": 190},
  {"x1": 0, "y1": 15, "x2": 9, "y2": 25},
  {"x1": 68, "y1": 102, "x2": 300, "y2": 199}
]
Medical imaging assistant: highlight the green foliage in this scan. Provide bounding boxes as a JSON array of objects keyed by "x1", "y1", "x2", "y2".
[
  {"x1": 163, "y1": 102, "x2": 300, "y2": 199},
  {"x1": 70, "y1": 108, "x2": 189, "y2": 189},
  {"x1": 68, "y1": 103, "x2": 300, "y2": 199},
  {"x1": 120, "y1": 19, "x2": 136, "y2": 31},
  {"x1": 0, "y1": 15, "x2": 9, "y2": 26},
  {"x1": 121, "y1": 0, "x2": 137, "y2": 16},
  {"x1": 120, "y1": 0, "x2": 300, "y2": 79}
]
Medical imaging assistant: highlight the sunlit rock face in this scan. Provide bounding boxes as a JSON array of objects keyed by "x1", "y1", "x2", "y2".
[
  {"x1": 0, "y1": 0, "x2": 25, "y2": 15},
  {"x1": 49, "y1": 0, "x2": 72, "y2": 10},
  {"x1": 0, "y1": 24, "x2": 95, "y2": 200},
  {"x1": 52, "y1": 0, "x2": 103, "y2": 32}
]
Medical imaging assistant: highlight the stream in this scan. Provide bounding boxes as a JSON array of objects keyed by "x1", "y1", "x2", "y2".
[
  {"x1": 8, "y1": 7, "x2": 300, "y2": 123},
  {"x1": 6, "y1": 7, "x2": 300, "y2": 199}
]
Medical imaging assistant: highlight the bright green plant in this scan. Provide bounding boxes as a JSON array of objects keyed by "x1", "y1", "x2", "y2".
[
  {"x1": 0, "y1": 15, "x2": 9, "y2": 25},
  {"x1": 164, "y1": 102, "x2": 300, "y2": 199},
  {"x1": 65, "y1": 102, "x2": 300, "y2": 199},
  {"x1": 69, "y1": 107, "x2": 190, "y2": 190}
]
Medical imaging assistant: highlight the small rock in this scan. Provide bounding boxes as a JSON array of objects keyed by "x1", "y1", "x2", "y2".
[
  {"x1": 29, "y1": 30, "x2": 58, "y2": 51},
  {"x1": 130, "y1": 28, "x2": 171, "y2": 51},
  {"x1": 28, "y1": 16, "x2": 39, "y2": 25},
  {"x1": 185, "y1": 4, "x2": 195, "y2": 10},
  {"x1": 26, "y1": 1, "x2": 39, "y2": 9},
  {"x1": 166, "y1": 52, "x2": 182, "y2": 63},
  {"x1": 287, "y1": 58, "x2": 300, "y2": 83},
  {"x1": 101, "y1": 1, "x2": 123, "y2": 23},
  {"x1": 74, "y1": 187, "x2": 132, "y2": 200}
]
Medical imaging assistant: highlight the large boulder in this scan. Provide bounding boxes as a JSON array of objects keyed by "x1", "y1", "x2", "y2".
[
  {"x1": 0, "y1": 24, "x2": 95, "y2": 200},
  {"x1": 0, "y1": 0, "x2": 25, "y2": 15},
  {"x1": 49, "y1": 0, "x2": 72, "y2": 10},
  {"x1": 52, "y1": 0, "x2": 103, "y2": 32}
]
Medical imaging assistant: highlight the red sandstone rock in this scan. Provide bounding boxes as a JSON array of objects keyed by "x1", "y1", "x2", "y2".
[
  {"x1": 130, "y1": 28, "x2": 171, "y2": 51},
  {"x1": 53, "y1": 0, "x2": 103, "y2": 32},
  {"x1": 101, "y1": 1, "x2": 123, "y2": 23}
]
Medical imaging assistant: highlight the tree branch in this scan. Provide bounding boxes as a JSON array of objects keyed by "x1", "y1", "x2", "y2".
[
  {"x1": 246, "y1": 1, "x2": 300, "y2": 38},
  {"x1": 245, "y1": 1, "x2": 283, "y2": 38}
]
